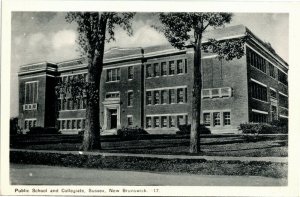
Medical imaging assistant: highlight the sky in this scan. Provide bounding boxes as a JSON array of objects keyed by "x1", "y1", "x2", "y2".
[{"x1": 10, "y1": 12, "x2": 289, "y2": 117}]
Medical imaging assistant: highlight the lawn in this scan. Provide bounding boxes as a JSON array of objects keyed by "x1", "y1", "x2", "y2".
[{"x1": 12, "y1": 135, "x2": 288, "y2": 157}]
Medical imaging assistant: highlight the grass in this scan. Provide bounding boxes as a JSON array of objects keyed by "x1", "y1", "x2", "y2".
[
  {"x1": 12, "y1": 135, "x2": 288, "y2": 157},
  {"x1": 10, "y1": 150, "x2": 287, "y2": 178}
]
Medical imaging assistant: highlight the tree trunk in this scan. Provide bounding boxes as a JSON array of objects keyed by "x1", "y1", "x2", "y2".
[
  {"x1": 190, "y1": 32, "x2": 202, "y2": 153},
  {"x1": 81, "y1": 14, "x2": 107, "y2": 151}
]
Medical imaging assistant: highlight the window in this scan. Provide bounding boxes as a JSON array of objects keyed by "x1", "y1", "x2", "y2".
[
  {"x1": 154, "y1": 63, "x2": 160, "y2": 77},
  {"x1": 202, "y1": 89, "x2": 211, "y2": 99},
  {"x1": 223, "y1": 112, "x2": 231, "y2": 125},
  {"x1": 170, "y1": 116, "x2": 176, "y2": 127},
  {"x1": 154, "y1": 91, "x2": 160, "y2": 105},
  {"x1": 177, "y1": 60, "x2": 184, "y2": 74},
  {"x1": 161, "y1": 116, "x2": 167, "y2": 128},
  {"x1": 271, "y1": 106, "x2": 278, "y2": 121},
  {"x1": 146, "y1": 117, "x2": 152, "y2": 128},
  {"x1": 62, "y1": 120, "x2": 66, "y2": 130},
  {"x1": 177, "y1": 115, "x2": 185, "y2": 126},
  {"x1": 24, "y1": 119, "x2": 36, "y2": 130},
  {"x1": 247, "y1": 48, "x2": 266, "y2": 73},
  {"x1": 72, "y1": 120, "x2": 76, "y2": 129},
  {"x1": 169, "y1": 89, "x2": 176, "y2": 104},
  {"x1": 146, "y1": 64, "x2": 152, "y2": 78},
  {"x1": 251, "y1": 82, "x2": 267, "y2": 101},
  {"x1": 252, "y1": 112, "x2": 268, "y2": 123},
  {"x1": 76, "y1": 98, "x2": 81, "y2": 109},
  {"x1": 82, "y1": 97, "x2": 87, "y2": 109},
  {"x1": 127, "y1": 116, "x2": 133, "y2": 127},
  {"x1": 128, "y1": 91, "x2": 133, "y2": 107},
  {"x1": 77, "y1": 119, "x2": 82, "y2": 129},
  {"x1": 278, "y1": 70, "x2": 288, "y2": 85},
  {"x1": 146, "y1": 91, "x2": 152, "y2": 105},
  {"x1": 220, "y1": 87, "x2": 231, "y2": 97},
  {"x1": 57, "y1": 99, "x2": 62, "y2": 111},
  {"x1": 106, "y1": 68, "x2": 120, "y2": 82},
  {"x1": 161, "y1": 62, "x2": 167, "y2": 76},
  {"x1": 177, "y1": 88, "x2": 184, "y2": 103},
  {"x1": 128, "y1": 66, "x2": 134, "y2": 80},
  {"x1": 67, "y1": 99, "x2": 72, "y2": 110},
  {"x1": 161, "y1": 90, "x2": 168, "y2": 104},
  {"x1": 67, "y1": 120, "x2": 71, "y2": 129},
  {"x1": 25, "y1": 81, "x2": 38, "y2": 104},
  {"x1": 202, "y1": 87, "x2": 231, "y2": 98},
  {"x1": 82, "y1": 119, "x2": 86, "y2": 129},
  {"x1": 270, "y1": 89, "x2": 277, "y2": 99},
  {"x1": 269, "y1": 64, "x2": 276, "y2": 78},
  {"x1": 106, "y1": 92, "x2": 120, "y2": 99},
  {"x1": 203, "y1": 113, "x2": 211, "y2": 126},
  {"x1": 154, "y1": 117, "x2": 160, "y2": 128},
  {"x1": 169, "y1": 61, "x2": 175, "y2": 75},
  {"x1": 279, "y1": 94, "x2": 288, "y2": 108},
  {"x1": 213, "y1": 112, "x2": 221, "y2": 126},
  {"x1": 211, "y1": 89, "x2": 220, "y2": 98}
]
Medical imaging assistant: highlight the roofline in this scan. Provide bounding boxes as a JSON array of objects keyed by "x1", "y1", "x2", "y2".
[
  {"x1": 19, "y1": 26, "x2": 288, "y2": 70},
  {"x1": 245, "y1": 27, "x2": 288, "y2": 69}
]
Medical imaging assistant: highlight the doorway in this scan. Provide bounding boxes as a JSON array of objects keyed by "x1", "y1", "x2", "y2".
[{"x1": 110, "y1": 109, "x2": 117, "y2": 129}]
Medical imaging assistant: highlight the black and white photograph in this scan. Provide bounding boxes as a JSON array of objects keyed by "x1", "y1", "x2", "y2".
[{"x1": 1, "y1": 0, "x2": 300, "y2": 196}]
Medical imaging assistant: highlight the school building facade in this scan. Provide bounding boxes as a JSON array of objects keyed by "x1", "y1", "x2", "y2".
[{"x1": 18, "y1": 25, "x2": 289, "y2": 134}]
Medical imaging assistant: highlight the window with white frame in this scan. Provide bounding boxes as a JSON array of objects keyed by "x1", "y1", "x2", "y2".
[
  {"x1": 169, "y1": 116, "x2": 176, "y2": 127},
  {"x1": 59, "y1": 118, "x2": 86, "y2": 131},
  {"x1": 106, "y1": 92, "x2": 120, "y2": 99},
  {"x1": 213, "y1": 112, "x2": 221, "y2": 126},
  {"x1": 177, "y1": 115, "x2": 185, "y2": 126},
  {"x1": 146, "y1": 117, "x2": 152, "y2": 128},
  {"x1": 177, "y1": 60, "x2": 184, "y2": 74},
  {"x1": 25, "y1": 81, "x2": 38, "y2": 104},
  {"x1": 223, "y1": 112, "x2": 231, "y2": 125},
  {"x1": 161, "y1": 90, "x2": 168, "y2": 104},
  {"x1": 203, "y1": 113, "x2": 211, "y2": 126},
  {"x1": 77, "y1": 119, "x2": 82, "y2": 129},
  {"x1": 169, "y1": 61, "x2": 175, "y2": 75},
  {"x1": 202, "y1": 87, "x2": 231, "y2": 99},
  {"x1": 146, "y1": 91, "x2": 152, "y2": 105},
  {"x1": 154, "y1": 91, "x2": 160, "y2": 105},
  {"x1": 24, "y1": 119, "x2": 36, "y2": 130},
  {"x1": 269, "y1": 64, "x2": 276, "y2": 78},
  {"x1": 23, "y1": 81, "x2": 38, "y2": 111},
  {"x1": 128, "y1": 66, "x2": 134, "y2": 80},
  {"x1": 161, "y1": 62, "x2": 167, "y2": 76},
  {"x1": 252, "y1": 112, "x2": 268, "y2": 123},
  {"x1": 177, "y1": 88, "x2": 184, "y2": 103},
  {"x1": 251, "y1": 82, "x2": 267, "y2": 101},
  {"x1": 279, "y1": 94, "x2": 288, "y2": 108},
  {"x1": 128, "y1": 91, "x2": 133, "y2": 107},
  {"x1": 154, "y1": 63, "x2": 160, "y2": 77},
  {"x1": 278, "y1": 70, "x2": 288, "y2": 85},
  {"x1": 161, "y1": 116, "x2": 167, "y2": 128},
  {"x1": 146, "y1": 64, "x2": 152, "y2": 78},
  {"x1": 154, "y1": 117, "x2": 160, "y2": 128},
  {"x1": 169, "y1": 89, "x2": 176, "y2": 104},
  {"x1": 106, "y1": 68, "x2": 120, "y2": 82},
  {"x1": 127, "y1": 116, "x2": 133, "y2": 127},
  {"x1": 247, "y1": 48, "x2": 267, "y2": 73}
]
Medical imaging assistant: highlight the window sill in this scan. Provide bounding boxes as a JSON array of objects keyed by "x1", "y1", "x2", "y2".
[
  {"x1": 60, "y1": 109, "x2": 86, "y2": 112},
  {"x1": 106, "y1": 81, "x2": 120, "y2": 83},
  {"x1": 251, "y1": 98, "x2": 269, "y2": 104}
]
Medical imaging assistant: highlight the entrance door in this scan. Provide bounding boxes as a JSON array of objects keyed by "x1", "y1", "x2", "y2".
[{"x1": 110, "y1": 109, "x2": 117, "y2": 129}]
